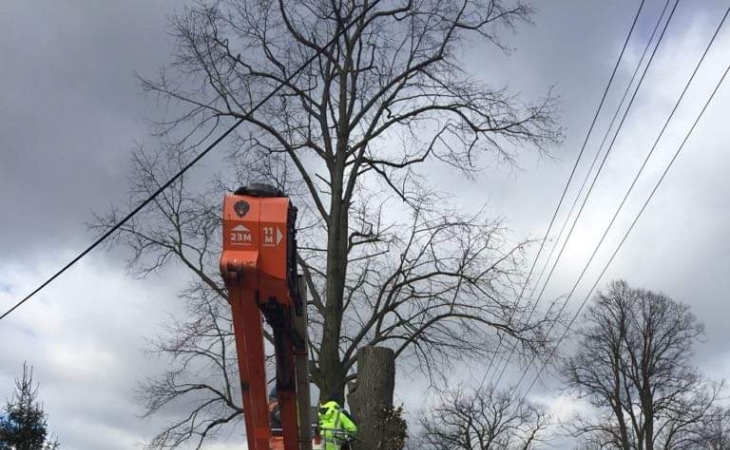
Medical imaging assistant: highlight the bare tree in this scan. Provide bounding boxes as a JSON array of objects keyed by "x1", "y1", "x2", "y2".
[
  {"x1": 95, "y1": 0, "x2": 563, "y2": 447},
  {"x1": 562, "y1": 280, "x2": 724, "y2": 450},
  {"x1": 416, "y1": 384, "x2": 551, "y2": 450},
  {"x1": 687, "y1": 407, "x2": 730, "y2": 450}
]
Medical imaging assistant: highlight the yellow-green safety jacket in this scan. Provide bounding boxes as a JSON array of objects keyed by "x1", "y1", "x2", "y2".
[{"x1": 318, "y1": 401, "x2": 358, "y2": 450}]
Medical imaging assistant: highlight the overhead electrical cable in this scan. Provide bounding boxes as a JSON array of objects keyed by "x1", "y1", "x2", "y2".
[
  {"x1": 0, "y1": 0, "x2": 382, "y2": 321},
  {"x1": 518, "y1": 0, "x2": 673, "y2": 346},
  {"x1": 521, "y1": 59, "x2": 730, "y2": 401},
  {"x1": 492, "y1": 0, "x2": 681, "y2": 389},
  {"x1": 512, "y1": 0, "x2": 730, "y2": 392},
  {"x1": 474, "y1": 0, "x2": 648, "y2": 389}
]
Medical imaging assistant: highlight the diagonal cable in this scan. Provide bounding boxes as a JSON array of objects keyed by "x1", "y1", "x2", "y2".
[
  {"x1": 513, "y1": 0, "x2": 730, "y2": 391},
  {"x1": 516, "y1": 0, "x2": 673, "y2": 360},
  {"x1": 474, "y1": 0, "x2": 647, "y2": 390},
  {"x1": 521, "y1": 59, "x2": 730, "y2": 400},
  {"x1": 0, "y1": 0, "x2": 382, "y2": 321},
  {"x1": 491, "y1": 0, "x2": 682, "y2": 389}
]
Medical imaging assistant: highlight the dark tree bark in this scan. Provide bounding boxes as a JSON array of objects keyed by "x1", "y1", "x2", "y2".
[{"x1": 348, "y1": 346, "x2": 404, "y2": 450}]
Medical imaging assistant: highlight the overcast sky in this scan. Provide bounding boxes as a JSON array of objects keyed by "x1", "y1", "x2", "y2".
[{"x1": 3, "y1": 1, "x2": 730, "y2": 449}]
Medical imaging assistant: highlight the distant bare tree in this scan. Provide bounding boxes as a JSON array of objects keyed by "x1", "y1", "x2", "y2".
[
  {"x1": 416, "y1": 384, "x2": 551, "y2": 450},
  {"x1": 95, "y1": 0, "x2": 563, "y2": 447},
  {"x1": 563, "y1": 280, "x2": 725, "y2": 450},
  {"x1": 687, "y1": 407, "x2": 730, "y2": 450}
]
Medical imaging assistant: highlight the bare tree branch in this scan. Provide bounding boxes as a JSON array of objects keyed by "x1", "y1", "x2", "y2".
[
  {"x1": 563, "y1": 280, "x2": 725, "y2": 450},
  {"x1": 416, "y1": 384, "x2": 552, "y2": 450},
  {"x1": 96, "y1": 0, "x2": 564, "y2": 447}
]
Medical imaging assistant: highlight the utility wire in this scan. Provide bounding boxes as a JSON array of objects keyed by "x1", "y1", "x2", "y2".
[
  {"x1": 517, "y1": 0, "x2": 672, "y2": 354},
  {"x1": 1, "y1": 121, "x2": 241, "y2": 323},
  {"x1": 475, "y1": 0, "x2": 647, "y2": 390},
  {"x1": 521, "y1": 59, "x2": 730, "y2": 401},
  {"x1": 513, "y1": 1, "x2": 730, "y2": 392},
  {"x1": 491, "y1": 0, "x2": 681, "y2": 389},
  {"x1": 0, "y1": 0, "x2": 382, "y2": 321}
]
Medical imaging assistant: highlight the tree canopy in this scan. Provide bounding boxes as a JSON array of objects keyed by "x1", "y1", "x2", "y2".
[
  {"x1": 563, "y1": 280, "x2": 725, "y2": 450},
  {"x1": 95, "y1": 0, "x2": 563, "y2": 447}
]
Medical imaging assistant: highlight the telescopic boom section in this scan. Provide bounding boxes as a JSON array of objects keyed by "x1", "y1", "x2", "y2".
[{"x1": 219, "y1": 185, "x2": 312, "y2": 450}]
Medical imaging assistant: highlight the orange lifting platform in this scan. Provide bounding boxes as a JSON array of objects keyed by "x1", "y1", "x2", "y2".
[{"x1": 220, "y1": 184, "x2": 314, "y2": 450}]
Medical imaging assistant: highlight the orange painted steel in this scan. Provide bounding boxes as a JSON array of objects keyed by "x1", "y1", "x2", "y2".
[{"x1": 220, "y1": 186, "x2": 310, "y2": 450}]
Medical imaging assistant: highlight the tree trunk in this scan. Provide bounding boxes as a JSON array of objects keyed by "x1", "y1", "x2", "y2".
[
  {"x1": 320, "y1": 156, "x2": 349, "y2": 403},
  {"x1": 348, "y1": 346, "x2": 405, "y2": 450}
]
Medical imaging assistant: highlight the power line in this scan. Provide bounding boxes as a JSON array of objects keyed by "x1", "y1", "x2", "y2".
[
  {"x1": 521, "y1": 59, "x2": 730, "y2": 401},
  {"x1": 492, "y1": 0, "x2": 675, "y2": 388},
  {"x1": 1, "y1": 121, "x2": 242, "y2": 321},
  {"x1": 0, "y1": 0, "x2": 383, "y2": 321},
  {"x1": 513, "y1": 0, "x2": 730, "y2": 392},
  {"x1": 513, "y1": 0, "x2": 673, "y2": 360},
  {"x1": 475, "y1": 0, "x2": 648, "y2": 390},
  {"x1": 491, "y1": 0, "x2": 681, "y2": 389},
  {"x1": 492, "y1": 0, "x2": 673, "y2": 387}
]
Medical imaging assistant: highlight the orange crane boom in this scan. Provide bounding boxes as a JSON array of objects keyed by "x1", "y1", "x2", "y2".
[{"x1": 219, "y1": 184, "x2": 313, "y2": 450}]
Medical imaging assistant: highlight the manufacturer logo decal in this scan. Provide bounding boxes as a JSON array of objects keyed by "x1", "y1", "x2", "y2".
[{"x1": 234, "y1": 201, "x2": 250, "y2": 218}]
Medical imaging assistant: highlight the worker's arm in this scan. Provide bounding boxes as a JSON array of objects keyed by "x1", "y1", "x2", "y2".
[{"x1": 339, "y1": 410, "x2": 358, "y2": 434}]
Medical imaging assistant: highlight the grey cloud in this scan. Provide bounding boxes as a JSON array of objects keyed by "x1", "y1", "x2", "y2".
[
  {"x1": 3, "y1": 0, "x2": 730, "y2": 449},
  {"x1": 0, "y1": 0, "x2": 183, "y2": 256}
]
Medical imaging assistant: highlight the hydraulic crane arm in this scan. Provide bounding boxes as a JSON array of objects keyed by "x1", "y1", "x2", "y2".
[{"x1": 219, "y1": 184, "x2": 312, "y2": 450}]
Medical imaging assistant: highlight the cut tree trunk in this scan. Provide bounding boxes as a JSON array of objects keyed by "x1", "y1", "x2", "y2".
[{"x1": 348, "y1": 346, "x2": 405, "y2": 450}]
